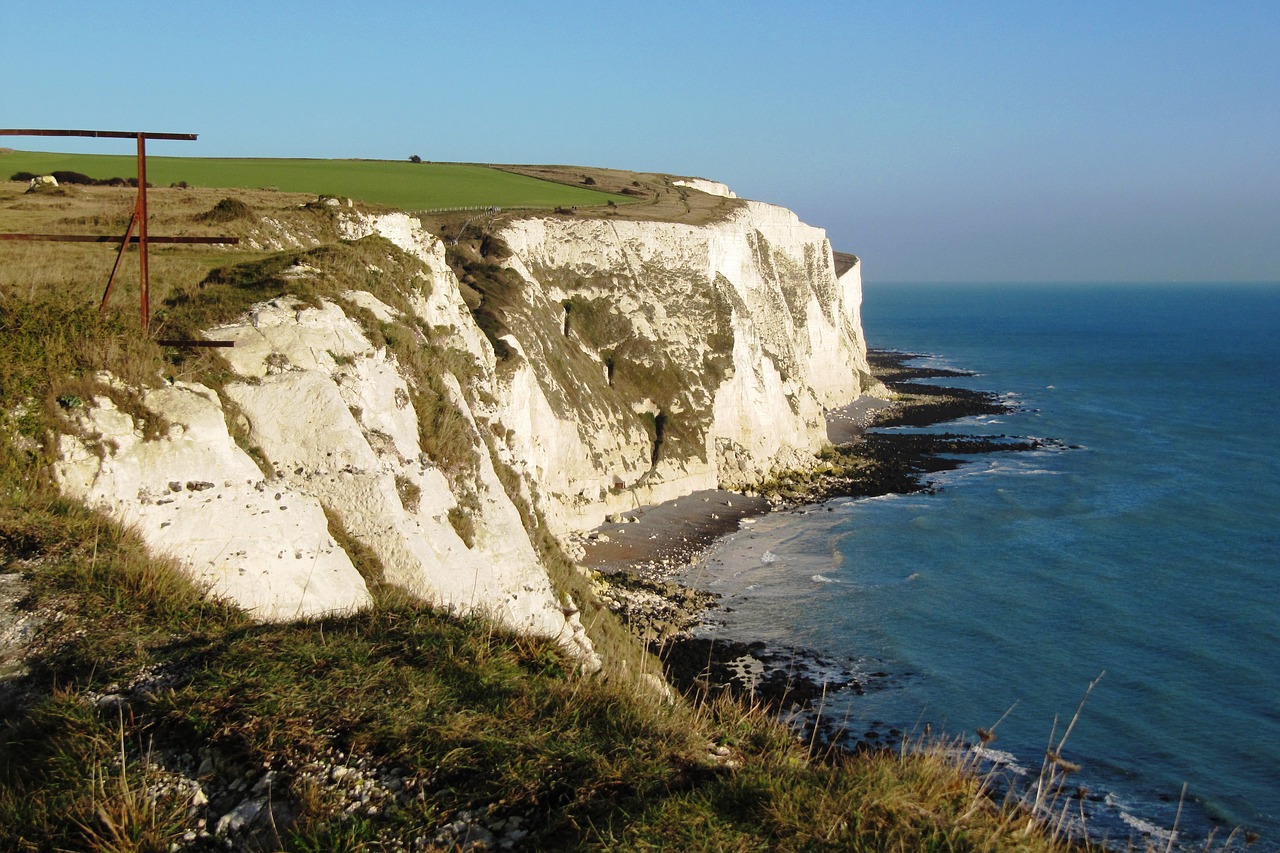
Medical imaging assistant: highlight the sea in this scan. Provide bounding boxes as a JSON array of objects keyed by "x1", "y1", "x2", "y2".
[{"x1": 680, "y1": 282, "x2": 1280, "y2": 850}]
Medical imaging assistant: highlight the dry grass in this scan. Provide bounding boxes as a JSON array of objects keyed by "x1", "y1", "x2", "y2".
[
  {"x1": 0, "y1": 181, "x2": 317, "y2": 341},
  {"x1": 490, "y1": 163, "x2": 744, "y2": 227},
  {"x1": 72, "y1": 714, "x2": 194, "y2": 853}
]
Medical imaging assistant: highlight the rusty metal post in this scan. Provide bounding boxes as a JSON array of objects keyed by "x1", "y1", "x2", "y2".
[
  {"x1": 137, "y1": 132, "x2": 150, "y2": 329},
  {"x1": 0, "y1": 128, "x2": 222, "y2": 335}
]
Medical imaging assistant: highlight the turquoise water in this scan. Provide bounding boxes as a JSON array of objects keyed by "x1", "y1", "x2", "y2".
[{"x1": 684, "y1": 283, "x2": 1280, "y2": 849}]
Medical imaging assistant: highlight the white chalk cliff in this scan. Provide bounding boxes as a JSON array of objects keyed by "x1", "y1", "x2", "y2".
[
  {"x1": 494, "y1": 199, "x2": 877, "y2": 531},
  {"x1": 53, "y1": 181, "x2": 878, "y2": 661}
]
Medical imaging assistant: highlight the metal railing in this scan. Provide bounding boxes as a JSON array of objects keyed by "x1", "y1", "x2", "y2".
[{"x1": 1, "y1": 128, "x2": 237, "y2": 341}]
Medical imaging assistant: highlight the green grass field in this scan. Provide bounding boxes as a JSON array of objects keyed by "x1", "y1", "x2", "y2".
[{"x1": 1, "y1": 149, "x2": 627, "y2": 211}]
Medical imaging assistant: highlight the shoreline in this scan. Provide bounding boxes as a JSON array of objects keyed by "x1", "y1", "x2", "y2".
[{"x1": 583, "y1": 349, "x2": 1057, "y2": 742}]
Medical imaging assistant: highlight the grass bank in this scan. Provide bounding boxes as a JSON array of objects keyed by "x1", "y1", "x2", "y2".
[{"x1": 0, "y1": 494, "x2": 1088, "y2": 850}]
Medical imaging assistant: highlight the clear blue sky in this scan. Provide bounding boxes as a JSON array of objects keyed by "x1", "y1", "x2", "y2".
[{"x1": 5, "y1": 1, "x2": 1278, "y2": 282}]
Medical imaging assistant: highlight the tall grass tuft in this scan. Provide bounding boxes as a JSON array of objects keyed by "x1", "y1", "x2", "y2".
[{"x1": 74, "y1": 712, "x2": 192, "y2": 853}]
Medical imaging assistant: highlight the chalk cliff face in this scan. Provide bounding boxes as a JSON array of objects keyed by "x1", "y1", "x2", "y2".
[
  {"x1": 54, "y1": 377, "x2": 374, "y2": 621},
  {"x1": 53, "y1": 183, "x2": 876, "y2": 654},
  {"x1": 492, "y1": 200, "x2": 876, "y2": 529}
]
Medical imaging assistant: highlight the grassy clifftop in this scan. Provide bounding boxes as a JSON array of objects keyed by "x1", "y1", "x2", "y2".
[
  {"x1": 2, "y1": 149, "x2": 627, "y2": 212},
  {"x1": 2, "y1": 149, "x2": 742, "y2": 226}
]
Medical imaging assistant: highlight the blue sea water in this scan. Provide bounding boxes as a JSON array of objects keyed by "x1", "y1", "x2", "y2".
[{"x1": 682, "y1": 283, "x2": 1280, "y2": 850}]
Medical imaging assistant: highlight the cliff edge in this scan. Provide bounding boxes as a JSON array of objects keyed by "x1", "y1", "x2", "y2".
[{"x1": 48, "y1": 180, "x2": 880, "y2": 660}]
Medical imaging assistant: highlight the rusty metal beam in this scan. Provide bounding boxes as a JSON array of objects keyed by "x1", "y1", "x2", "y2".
[
  {"x1": 0, "y1": 127, "x2": 243, "y2": 333},
  {"x1": 101, "y1": 206, "x2": 141, "y2": 317},
  {"x1": 155, "y1": 340, "x2": 236, "y2": 348},
  {"x1": 0, "y1": 128, "x2": 196, "y2": 141},
  {"x1": 0, "y1": 234, "x2": 238, "y2": 244}
]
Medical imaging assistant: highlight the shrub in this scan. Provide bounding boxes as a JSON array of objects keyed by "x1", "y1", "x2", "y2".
[
  {"x1": 447, "y1": 506, "x2": 476, "y2": 548},
  {"x1": 51, "y1": 170, "x2": 94, "y2": 185},
  {"x1": 11, "y1": 170, "x2": 147, "y2": 187},
  {"x1": 195, "y1": 197, "x2": 256, "y2": 224}
]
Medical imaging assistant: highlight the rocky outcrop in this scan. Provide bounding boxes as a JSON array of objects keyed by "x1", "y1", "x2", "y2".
[
  {"x1": 25, "y1": 175, "x2": 59, "y2": 194},
  {"x1": 54, "y1": 377, "x2": 373, "y2": 621},
  {"x1": 671, "y1": 179, "x2": 737, "y2": 198},
  {"x1": 213, "y1": 296, "x2": 579, "y2": 646},
  {"x1": 490, "y1": 198, "x2": 877, "y2": 530},
  {"x1": 52, "y1": 180, "x2": 877, "y2": 663}
]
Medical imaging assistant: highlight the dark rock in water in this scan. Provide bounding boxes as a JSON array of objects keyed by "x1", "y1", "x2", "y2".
[{"x1": 654, "y1": 635, "x2": 895, "y2": 754}]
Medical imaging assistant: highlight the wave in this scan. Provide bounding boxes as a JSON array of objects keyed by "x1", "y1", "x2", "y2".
[
  {"x1": 973, "y1": 745, "x2": 1029, "y2": 775},
  {"x1": 987, "y1": 464, "x2": 1063, "y2": 477},
  {"x1": 951, "y1": 415, "x2": 1006, "y2": 427},
  {"x1": 927, "y1": 457, "x2": 1065, "y2": 486},
  {"x1": 1110, "y1": 796, "x2": 1178, "y2": 848}
]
